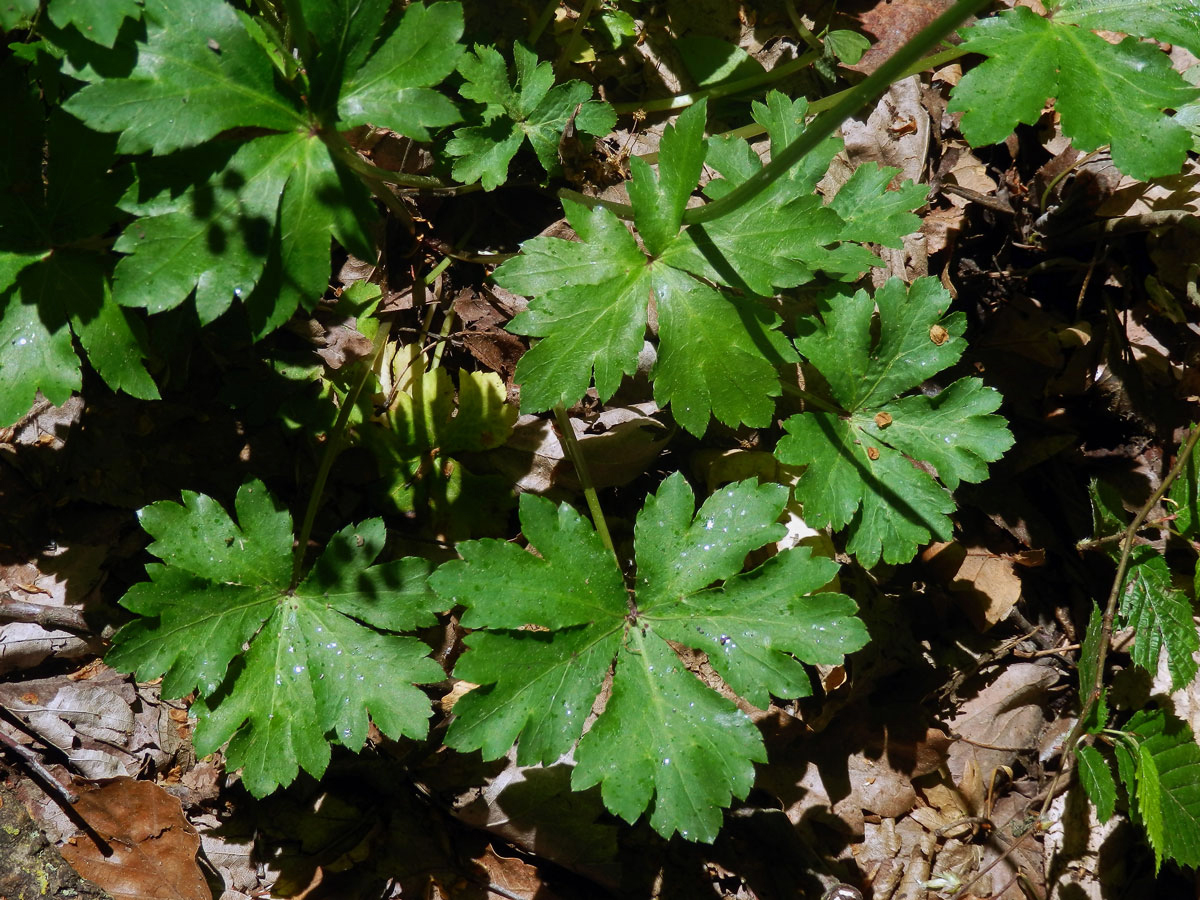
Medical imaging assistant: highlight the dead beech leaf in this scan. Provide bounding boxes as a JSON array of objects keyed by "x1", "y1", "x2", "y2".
[
  {"x1": 922, "y1": 541, "x2": 1028, "y2": 631},
  {"x1": 760, "y1": 705, "x2": 951, "y2": 836},
  {"x1": 851, "y1": 0, "x2": 960, "y2": 74},
  {"x1": 61, "y1": 778, "x2": 209, "y2": 900},
  {"x1": 946, "y1": 663, "x2": 1058, "y2": 785}
]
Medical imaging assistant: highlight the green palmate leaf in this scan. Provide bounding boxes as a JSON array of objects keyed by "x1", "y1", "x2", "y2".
[
  {"x1": 114, "y1": 130, "x2": 374, "y2": 333},
  {"x1": 1055, "y1": 0, "x2": 1200, "y2": 56},
  {"x1": 827, "y1": 163, "x2": 926, "y2": 248},
  {"x1": 446, "y1": 42, "x2": 615, "y2": 190},
  {"x1": 336, "y1": 0, "x2": 463, "y2": 140},
  {"x1": 650, "y1": 268, "x2": 794, "y2": 435},
  {"x1": 949, "y1": 6, "x2": 1200, "y2": 179},
  {"x1": 1119, "y1": 546, "x2": 1199, "y2": 691},
  {"x1": 0, "y1": 71, "x2": 156, "y2": 423},
  {"x1": 46, "y1": 0, "x2": 142, "y2": 47},
  {"x1": 1121, "y1": 709, "x2": 1200, "y2": 869},
  {"x1": 0, "y1": 275, "x2": 79, "y2": 424},
  {"x1": 1077, "y1": 743, "x2": 1118, "y2": 822},
  {"x1": 296, "y1": 0, "x2": 388, "y2": 114},
  {"x1": 18, "y1": 252, "x2": 158, "y2": 404},
  {"x1": 500, "y1": 95, "x2": 915, "y2": 433},
  {"x1": 498, "y1": 199, "x2": 652, "y2": 409},
  {"x1": 661, "y1": 94, "x2": 922, "y2": 293},
  {"x1": 107, "y1": 481, "x2": 443, "y2": 797},
  {"x1": 776, "y1": 277, "x2": 1013, "y2": 565},
  {"x1": 431, "y1": 473, "x2": 868, "y2": 841},
  {"x1": 626, "y1": 101, "x2": 707, "y2": 255},
  {"x1": 64, "y1": 0, "x2": 304, "y2": 155},
  {"x1": 0, "y1": 0, "x2": 37, "y2": 29}
]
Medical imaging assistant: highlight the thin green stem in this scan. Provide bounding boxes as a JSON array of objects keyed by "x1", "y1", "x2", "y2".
[
  {"x1": 555, "y1": 0, "x2": 598, "y2": 69},
  {"x1": 425, "y1": 255, "x2": 453, "y2": 285},
  {"x1": 1039, "y1": 422, "x2": 1200, "y2": 821},
  {"x1": 611, "y1": 50, "x2": 820, "y2": 115},
  {"x1": 430, "y1": 308, "x2": 455, "y2": 370},
  {"x1": 553, "y1": 404, "x2": 618, "y2": 563},
  {"x1": 681, "y1": 0, "x2": 989, "y2": 225},
  {"x1": 292, "y1": 319, "x2": 393, "y2": 586},
  {"x1": 638, "y1": 44, "x2": 966, "y2": 163},
  {"x1": 321, "y1": 130, "x2": 450, "y2": 190},
  {"x1": 784, "y1": 0, "x2": 824, "y2": 52},
  {"x1": 556, "y1": 187, "x2": 635, "y2": 220},
  {"x1": 527, "y1": 0, "x2": 559, "y2": 45},
  {"x1": 781, "y1": 381, "x2": 845, "y2": 416}
]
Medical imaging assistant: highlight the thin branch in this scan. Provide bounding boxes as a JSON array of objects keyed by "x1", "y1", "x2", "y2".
[
  {"x1": 0, "y1": 596, "x2": 91, "y2": 635},
  {"x1": 681, "y1": 0, "x2": 989, "y2": 225},
  {"x1": 611, "y1": 50, "x2": 820, "y2": 115},
  {"x1": 0, "y1": 724, "x2": 79, "y2": 804},
  {"x1": 291, "y1": 318, "x2": 394, "y2": 586},
  {"x1": 1040, "y1": 423, "x2": 1200, "y2": 822},
  {"x1": 553, "y1": 405, "x2": 618, "y2": 564}
]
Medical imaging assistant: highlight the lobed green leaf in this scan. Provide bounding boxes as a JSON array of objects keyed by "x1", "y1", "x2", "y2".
[
  {"x1": 108, "y1": 482, "x2": 442, "y2": 796},
  {"x1": 778, "y1": 277, "x2": 1012, "y2": 565},
  {"x1": 64, "y1": 0, "x2": 303, "y2": 155},
  {"x1": 950, "y1": 7, "x2": 1199, "y2": 179},
  {"x1": 434, "y1": 473, "x2": 865, "y2": 840}
]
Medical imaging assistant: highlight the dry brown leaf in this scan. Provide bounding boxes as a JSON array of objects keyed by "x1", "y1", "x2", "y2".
[
  {"x1": 62, "y1": 778, "x2": 209, "y2": 900},
  {"x1": 921, "y1": 541, "x2": 1026, "y2": 631},
  {"x1": 945, "y1": 664, "x2": 1058, "y2": 785},
  {"x1": 851, "y1": 0, "x2": 961, "y2": 74}
]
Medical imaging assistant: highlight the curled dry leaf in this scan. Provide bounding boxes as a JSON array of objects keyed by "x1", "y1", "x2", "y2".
[{"x1": 61, "y1": 778, "x2": 209, "y2": 900}]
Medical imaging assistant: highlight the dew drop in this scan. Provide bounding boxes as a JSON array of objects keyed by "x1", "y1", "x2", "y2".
[{"x1": 662, "y1": 758, "x2": 671, "y2": 766}]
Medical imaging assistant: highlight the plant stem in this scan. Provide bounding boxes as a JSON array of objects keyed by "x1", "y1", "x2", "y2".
[
  {"x1": 781, "y1": 381, "x2": 845, "y2": 416},
  {"x1": 556, "y1": 187, "x2": 636, "y2": 220},
  {"x1": 291, "y1": 318, "x2": 393, "y2": 586},
  {"x1": 555, "y1": 0, "x2": 598, "y2": 69},
  {"x1": 784, "y1": 0, "x2": 824, "y2": 52},
  {"x1": 321, "y1": 129, "x2": 450, "y2": 190},
  {"x1": 553, "y1": 404, "x2": 618, "y2": 563},
  {"x1": 611, "y1": 50, "x2": 821, "y2": 115},
  {"x1": 1039, "y1": 422, "x2": 1200, "y2": 820},
  {"x1": 632, "y1": 45, "x2": 967, "y2": 166},
  {"x1": 681, "y1": 0, "x2": 989, "y2": 225},
  {"x1": 528, "y1": 0, "x2": 559, "y2": 45}
]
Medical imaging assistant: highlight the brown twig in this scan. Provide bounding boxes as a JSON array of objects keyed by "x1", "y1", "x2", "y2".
[
  {"x1": 0, "y1": 594, "x2": 91, "y2": 635},
  {"x1": 0, "y1": 725, "x2": 79, "y2": 804}
]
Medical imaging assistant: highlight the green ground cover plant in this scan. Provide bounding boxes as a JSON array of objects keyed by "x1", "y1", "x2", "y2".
[{"x1": 4, "y1": 0, "x2": 1200, "y2": 876}]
